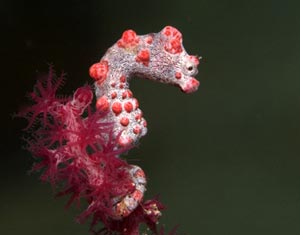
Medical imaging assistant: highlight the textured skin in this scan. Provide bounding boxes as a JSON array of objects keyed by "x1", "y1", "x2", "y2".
[
  {"x1": 89, "y1": 26, "x2": 200, "y2": 218},
  {"x1": 89, "y1": 26, "x2": 200, "y2": 148},
  {"x1": 113, "y1": 165, "x2": 147, "y2": 219}
]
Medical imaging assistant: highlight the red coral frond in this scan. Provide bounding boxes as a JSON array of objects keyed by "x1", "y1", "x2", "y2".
[
  {"x1": 19, "y1": 66, "x2": 169, "y2": 235},
  {"x1": 18, "y1": 66, "x2": 70, "y2": 129}
]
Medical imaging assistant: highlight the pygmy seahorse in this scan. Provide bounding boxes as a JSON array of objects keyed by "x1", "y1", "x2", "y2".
[
  {"x1": 89, "y1": 26, "x2": 200, "y2": 219},
  {"x1": 89, "y1": 26, "x2": 200, "y2": 148}
]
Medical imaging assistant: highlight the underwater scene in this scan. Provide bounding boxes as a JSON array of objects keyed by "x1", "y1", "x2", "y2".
[{"x1": 2, "y1": 0, "x2": 300, "y2": 234}]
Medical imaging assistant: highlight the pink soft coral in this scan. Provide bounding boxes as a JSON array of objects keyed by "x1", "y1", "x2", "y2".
[{"x1": 18, "y1": 66, "x2": 165, "y2": 235}]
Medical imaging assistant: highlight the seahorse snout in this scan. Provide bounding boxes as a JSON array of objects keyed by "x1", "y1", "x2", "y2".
[{"x1": 180, "y1": 77, "x2": 200, "y2": 93}]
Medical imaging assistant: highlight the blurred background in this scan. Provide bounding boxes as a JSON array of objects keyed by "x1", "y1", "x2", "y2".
[{"x1": 2, "y1": 0, "x2": 300, "y2": 234}]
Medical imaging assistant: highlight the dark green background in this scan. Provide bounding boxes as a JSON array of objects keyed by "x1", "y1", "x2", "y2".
[{"x1": 2, "y1": 0, "x2": 300, "y2": 234}]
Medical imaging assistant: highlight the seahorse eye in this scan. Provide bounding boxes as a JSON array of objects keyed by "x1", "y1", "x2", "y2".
[
  {"x1": 187, "y1": 65, "x2": 194, "y2": 71},
  {"x1": 185, "y1": 62, "x2": 196, "y2": 75}
]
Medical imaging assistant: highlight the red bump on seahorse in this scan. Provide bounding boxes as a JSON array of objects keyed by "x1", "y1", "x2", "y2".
[{"x1": 89, "y1": 26, "x2": 200, "y2": 149}]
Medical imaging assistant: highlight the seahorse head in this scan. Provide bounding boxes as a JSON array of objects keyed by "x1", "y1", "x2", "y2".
[{"x1": 148, "y1": 26, "x2": 200, "y2": 93}]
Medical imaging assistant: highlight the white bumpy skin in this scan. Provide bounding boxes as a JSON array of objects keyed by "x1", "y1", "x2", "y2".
[{"x1": 89, "y1": 26, "x2": 200, "y2": 148}]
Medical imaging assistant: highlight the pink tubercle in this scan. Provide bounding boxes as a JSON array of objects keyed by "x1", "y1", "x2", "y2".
[
  {"x1": 136, "y1": 49, "x2": 150, "y2": 66},
  {"x1": 175, "y1": 72, "x2": 182, "y2": 79},
  {"x1": 124, "y1": 101, "x2": 133, "y2": 113},
  {"x1": 89, "y1": 60, "x2": 109, "y2": 84},
  {"x1": 162, "y1": 26, "x2": 183, "y2": 54},
  {"x1": 189, "y1": 55, "x2": 200, "y2": 65},
  {"x1": 112, "y1": 102, "x2": 122, "y2": 115},
  {"x1": 117, "y1": 29, "x2": 140, "y2": 48},
  {"x1": 120, "y1": 117, "x2": 129, "y2": 126},
  {"x1": 96, "y1": 95, "x2": 109, "y2": 112},
  {"x1": 181, "y1": 77, "x2": 200, "y2": 93},
  {"x1": 118, "y1": 135, "x2": 133, "y2": 147},
  {"x1": 145, "y1": 36, "x2": 153, "y2": 44}
]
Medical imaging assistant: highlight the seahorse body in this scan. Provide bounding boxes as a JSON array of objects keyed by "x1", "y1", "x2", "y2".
[
  {"x1": 89, "y1": 26, "x2": 200, "y2": 219},
  {"x1": 89, "y1": 26, "x2": 200, "y2": 148}
]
